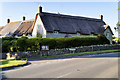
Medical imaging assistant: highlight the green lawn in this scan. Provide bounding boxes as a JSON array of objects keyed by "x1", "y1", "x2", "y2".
[
  {"x1": 24, "y1": 49, "x2": 120, "y2": 59},
  {"x1": 0, "y1": 60, "x2": 27, "y2": 68}
]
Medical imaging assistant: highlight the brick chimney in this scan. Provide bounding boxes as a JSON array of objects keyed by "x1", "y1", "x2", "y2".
[
  {"x1": 7, "y1": 18, "x2": 10, "y2": 23},
  {"x1": 23, "y1": 16, "x2": 25, "y2": 21},
  {"x1": 38, "y1": 6, "x2": 42, "y2": 13},
  {"x1": 99, "y1": 15, "x2": 103, "y2": 21}
]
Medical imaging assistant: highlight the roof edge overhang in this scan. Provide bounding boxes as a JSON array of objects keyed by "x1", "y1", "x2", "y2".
[
  {"x1": 47, "y1": 31, "x2": 97, "y2": 35},
  {"x1": 104, "y1": 25, "x2": 114, "y2": 35}
]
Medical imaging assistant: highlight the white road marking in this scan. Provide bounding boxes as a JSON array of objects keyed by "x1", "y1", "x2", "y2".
[{"x1": 57, "y1": 72, "x2": 72, "y2": 78}]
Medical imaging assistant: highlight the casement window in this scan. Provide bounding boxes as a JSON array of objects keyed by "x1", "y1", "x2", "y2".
[
  {"x1": 106, "y1": 32, "x2": 109, "y2": 38},
  {"x1": 91, "y1": 34, "x2": 94, "y2": 36},
  {"x1": 91, "y1": 32, "x2": 94, "y2": 36},
  {"x1": 77, "y1": 32, "x2": 80, "y2": 36},
  {"x1": 54, "y1": 31, "x2": 58, "y2": 34}
]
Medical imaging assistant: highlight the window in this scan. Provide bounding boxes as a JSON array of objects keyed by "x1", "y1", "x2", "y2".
[
  {"x1": 77, "y1": 33, "x2": 80, "y2": 36},
  {"x1": 65, "y1": 34, "x2": 72, "y2": 37},
  {"x1": 54, "y1": 31, "x2": 58, "y2": 34},
  {"x1": 106, "y1": 32, "x2": 109, "y2": 38},
  {"x1": 91, "y1": 32, "x2": 94, "y2": 36}
]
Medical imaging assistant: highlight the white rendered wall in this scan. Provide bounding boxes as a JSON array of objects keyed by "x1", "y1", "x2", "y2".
[
  {"x1": 104, "y1": 28, "x2": 112, "y2": 43},
  {"x1": 46, "y1": 32, "x2": 95, "y2": 38},
  {"x1": 32, "y1": 15, "x2": 46, "y2": 38}
]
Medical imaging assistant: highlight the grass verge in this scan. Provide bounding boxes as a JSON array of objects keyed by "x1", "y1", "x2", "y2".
[
  {"x1": 24, "y1": 49, "x2": 120, "y2": 59},
  {"x1": 0, "y1": 60, "x2": 27, "y2": 68}
]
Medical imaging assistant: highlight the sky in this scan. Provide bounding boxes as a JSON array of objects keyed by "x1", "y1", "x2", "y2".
[{"x1": 0, "y1": 2, "x2": 118, "y2": 37}]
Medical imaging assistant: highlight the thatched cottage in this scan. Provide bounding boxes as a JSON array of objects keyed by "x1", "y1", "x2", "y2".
[{"x1": 0, "y1": 6, "x2": 113, "y2": 43}]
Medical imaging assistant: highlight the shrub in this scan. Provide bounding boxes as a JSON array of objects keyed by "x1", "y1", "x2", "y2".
[
  {"x1": 17, "y1": 37, "x2": 27, "y2": 51},
  {"x1": 118, "y1": 38, "x2": 120, "y2": 44},
  {"x1": 38, "y1": 38, "x2": 56, "y2": 49},
  {"x1": 2, "y1": 35, "x2": 110, "y2": 53},
  {"x1": 10, "y1": 40, "x2": 18, "y2": 52},
  {"x1": 2, "y1": 40, "x2": 11, "y2": 52},
  {"x1": 112, "y1": 41, "x2": 116, "y2": 44},
  {"x1": 2, "y1": 37, "x2": 17, "y2": 42}
]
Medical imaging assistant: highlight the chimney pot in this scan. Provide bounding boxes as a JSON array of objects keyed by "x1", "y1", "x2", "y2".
[
  {"x1": 23, "y1": 16, "x2": 25, "y2": 21},
  {"x1": 38, "y1": 6, "x2": 42, "y2": 13},
  {"x1": 7, "y1": 18, "x2": 10, "y2": 23},
  {"x1": 99, "y1": 15, "x2": 103, "y2": 21}
]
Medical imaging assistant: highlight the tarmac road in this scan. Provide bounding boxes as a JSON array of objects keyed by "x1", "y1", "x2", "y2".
[{"x1": 1, "y1": 52, "x2": 119, "y2": 78}]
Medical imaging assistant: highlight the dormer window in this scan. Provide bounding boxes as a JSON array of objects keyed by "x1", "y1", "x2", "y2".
[
  {"x1": 54, "y1": 31, "x2": 58, "y2": 34},
  {"x1": 15, "y1": 35, "x2": 18, "y2": 38},
  {"x1": 77, "y1": 32, "x2": 80, "y2": 36},
  {"x1": 23, "y1": 34, "x2": 26, "y2": 36},
  {"x1": 91, "y1": 32, "x2": 94, "y2": 36}
]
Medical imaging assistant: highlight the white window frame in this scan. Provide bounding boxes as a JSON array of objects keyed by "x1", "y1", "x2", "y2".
[
  {"x1": 77, "y1": 32, "x2": 80, "y2": 36},
  {"x1": 54, "y1": 31, "x2": 59, "y2": 34},
  {"x1": 106, "y1": 32, "x2": 109, "y2": 38}
]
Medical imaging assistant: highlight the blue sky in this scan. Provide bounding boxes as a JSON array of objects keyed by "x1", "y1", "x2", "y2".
[{"x1": 0, "y1": 2, "x2": 118, "y2": 36}]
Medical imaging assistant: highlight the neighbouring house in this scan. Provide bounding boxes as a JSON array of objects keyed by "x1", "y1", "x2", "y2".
[
  {"x1": 13, "y1": 19, "x2": 34, "y2": 38},
  {"x1": 0, "y1": 17, "x2": 34, "y2": 38},
  {"x1": 0, "y1": 6, "x2": 113, "y2": 43},
  {"x1": 0, "y1": 26, "x2": 4, "y2": 36},
  {"x1": 0, "y1": 20, "x2": 22, "y2": 37}
]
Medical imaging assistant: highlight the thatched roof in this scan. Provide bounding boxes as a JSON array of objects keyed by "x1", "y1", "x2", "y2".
[
  {"x1": 0, "y1": 21, "x2": 21, "y2": 36},
  {"x1": 104, "y1": 25, "x2": 114, "y2": 35},
  {"x1": 0, "y1": 19, "x2": 34, "y2": 37},
  {"x1": 13, "y1": 20, "x2": 34, "y2": 36},
  {"x1": 0, "y1": 11, "x2": 112, "y2": 37},
  {"x1": 38, "y1": 12, "x2": 106, "y2": 35},
  {"x1": 0, "y1": 26, "x2": 4, "y2": 31}
]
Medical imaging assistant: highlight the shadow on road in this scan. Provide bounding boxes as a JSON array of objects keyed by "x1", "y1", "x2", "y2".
[
  {"x1": 28, "y1": 52, "x2": 120, "y2": 62},
  {"x1": 1, "y1": 72, "x2": 7, "y2": 79}
]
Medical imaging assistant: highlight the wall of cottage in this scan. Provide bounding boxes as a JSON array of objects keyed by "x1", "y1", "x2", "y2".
[
  {"x1": 32, "y1": 15, "x2": 46, "y2": 38},
  {"x1": 2, "y1": 44, "x2": 120, "y2": 59},
  {"x1": 104, "y1": 28, "x2": 112, "y2": 43},
  {"x1": 46, "y1": 32, "x2": 95, "y2": 38}
]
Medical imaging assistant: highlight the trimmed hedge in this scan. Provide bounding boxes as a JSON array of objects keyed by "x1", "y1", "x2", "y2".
[
  {"x1": 118, "y1": 38, "x2": 120, "y2": 44},
  {"x1": 2, "y1": 35, "x2": 110, "y2": 53}
]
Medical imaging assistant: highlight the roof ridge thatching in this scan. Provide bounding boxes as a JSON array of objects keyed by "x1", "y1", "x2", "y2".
[{"x1": 41, "y1": 12, "x2": 102, "y2": 22}]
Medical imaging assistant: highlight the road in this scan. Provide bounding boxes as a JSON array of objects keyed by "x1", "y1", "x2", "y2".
[{"x1": 1, "y1": 52, "x2": 119, "y2": 78}]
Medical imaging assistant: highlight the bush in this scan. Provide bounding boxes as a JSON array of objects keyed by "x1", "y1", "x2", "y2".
[
  {"x1": 39, "y1": 38, "x2": 56, "y2": 49},
  {"x1": 2, "y1": 37, "x2": 17, "y2": 42},
  {"x1": 118, "y1": 38, "x2": 120, "y2": 44},
  {"x1": 16, "y1": 37, "x2": 27, "y2": 51},
  {"x1": 2, "y1": 40, "x2": 11, "y2": 52},
  {"x1": 26, "y1": 38, "x2": 39, "y2": 51},
  {"x1": 97, "y1": 34, "x2": 110, "y2": 44},
  {"x1": 2, "y1": 35, "x2": 110, "y2": 53}
]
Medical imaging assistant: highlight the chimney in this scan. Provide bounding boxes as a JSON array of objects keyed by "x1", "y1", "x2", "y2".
[
  {"x1": 99, "y1": 15, "x2": 103, "y2": 21},
  {"x1": 7, "y1": 18, "x2": 10, "y2": 23},
  {"x1": 38, "y1": 6, "x2": 42, "y2": 13},
  {"x1": 23, "y1": 16, "x2": 25, "y2": 21}
]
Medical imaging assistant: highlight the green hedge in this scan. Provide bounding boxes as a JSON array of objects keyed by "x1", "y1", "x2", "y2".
[
  {"x1": 2, "y1": 35, "x2": 110, "y2": 53},
  {"x1": 118, "y1": 38, "x2": 120, "y2": 44}
]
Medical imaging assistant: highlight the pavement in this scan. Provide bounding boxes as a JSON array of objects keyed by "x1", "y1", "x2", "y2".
[{"x1": 1, "y1": 52, "x2": 120, "y2": 78}]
